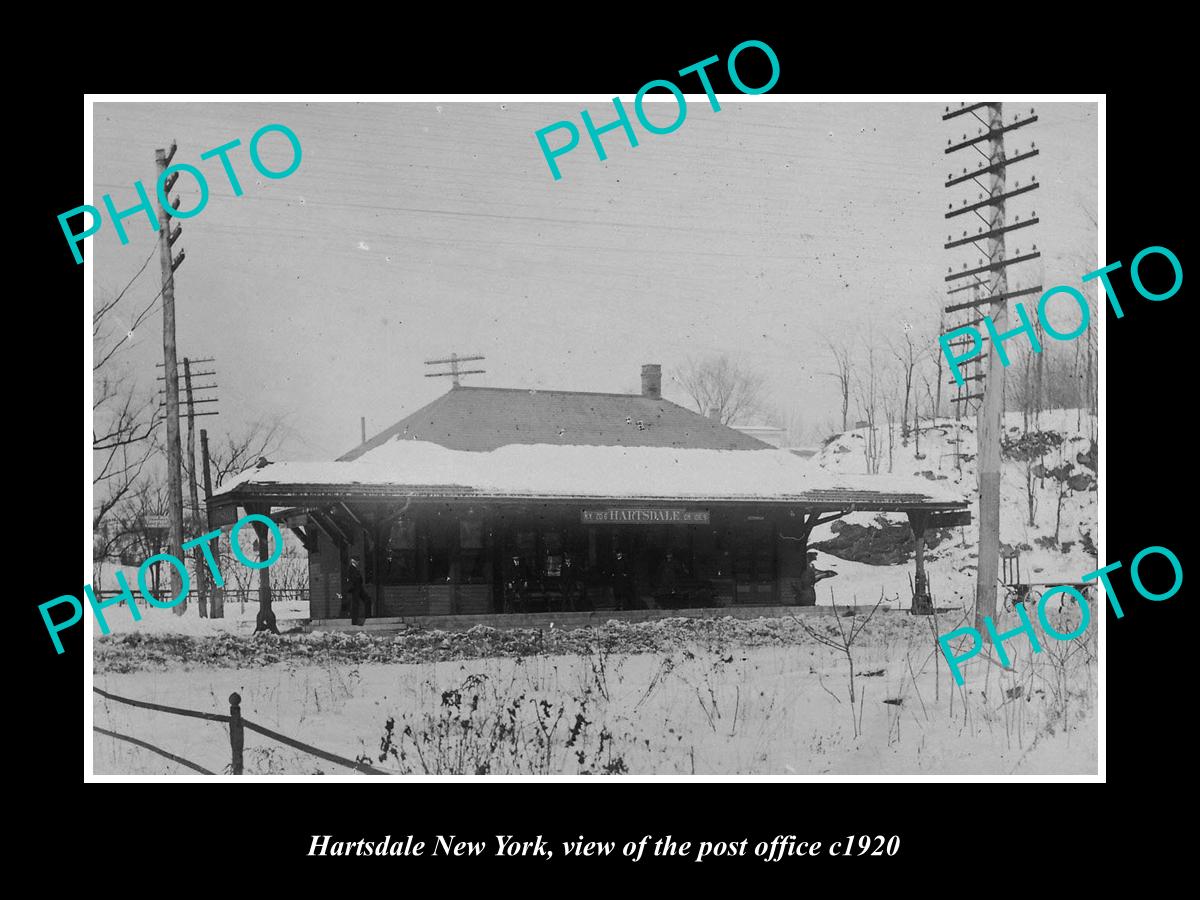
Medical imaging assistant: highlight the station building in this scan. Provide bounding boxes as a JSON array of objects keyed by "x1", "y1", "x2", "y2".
[{"x1": 211, "y1": 365, "x2": 967, "y2": 623}]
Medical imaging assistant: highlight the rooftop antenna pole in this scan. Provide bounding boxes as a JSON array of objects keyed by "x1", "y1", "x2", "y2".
[{"x1": 424, "y1": 353, "x2": 487, "y2": 387}]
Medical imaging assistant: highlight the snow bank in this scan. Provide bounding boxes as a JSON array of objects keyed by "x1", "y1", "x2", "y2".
[{"x1": 812, "y1": 411, "x2": 1098, "y2": 588}]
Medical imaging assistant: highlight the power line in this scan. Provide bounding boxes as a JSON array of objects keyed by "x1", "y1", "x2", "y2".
[
  {"x1": 93, "y1": 283, "x2": 166, "y2": 371},
  {"x1": 94, "y1": 244, "x2": 157, "y2": 322}
]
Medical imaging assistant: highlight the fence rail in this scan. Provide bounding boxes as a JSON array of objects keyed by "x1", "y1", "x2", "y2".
[
  {"x1": 91, "y1": 587, "x2": 310, "y2": 608},
  {"x1": 92, "y1": 686, "x2": 391, "y2": 776},
  {"x1": 93, "y1": 725, "x2": 216, "y2": 774}
]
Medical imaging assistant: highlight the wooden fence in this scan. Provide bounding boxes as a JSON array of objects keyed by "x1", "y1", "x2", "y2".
[
  {"x1": 92, "y1": 686, "x2": 390, "y2": 775},
  {"x1": 91, "y1": 587, "x2": 309, "y2": 611}
]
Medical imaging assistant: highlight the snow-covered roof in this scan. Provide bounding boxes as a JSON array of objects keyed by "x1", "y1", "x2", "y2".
[
  {"x1": 339, "y1": 386, "x2": 770, "y2": 457},
  {"x1": 213, "y1": 440, "x2": 967, "y2": 509}
]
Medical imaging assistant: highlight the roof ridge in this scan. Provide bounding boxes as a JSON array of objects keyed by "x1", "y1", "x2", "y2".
[{"x1": 451, "y1": 385, "x2": 653, "y2": 399}]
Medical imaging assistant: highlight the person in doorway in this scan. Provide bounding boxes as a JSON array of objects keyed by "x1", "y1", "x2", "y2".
[
  {"x1": 613, "y1": 550, "x2": 635, "y2": 612},
  {"x1": 345, "y1": 555, "x2": 371, "y2": 625},
  {"x1": 656, "y1": 550, "x2": 683, "y2": 605}
]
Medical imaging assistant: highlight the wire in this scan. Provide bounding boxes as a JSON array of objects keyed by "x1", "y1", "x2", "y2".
[
  {"x1": 93, "y1": 282, "x2": 165, "y2": 371},
  {"x1": 94, "y1": 245, "x2": 157, "y2": 323}
]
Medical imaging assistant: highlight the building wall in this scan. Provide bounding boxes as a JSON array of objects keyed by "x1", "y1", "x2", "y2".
[
  {"x1": 307, "y1": 502, "x2": 810, "y2": 619},
  {"x1": 306, "y1": 530, "x2": 342, "y2": 618}
]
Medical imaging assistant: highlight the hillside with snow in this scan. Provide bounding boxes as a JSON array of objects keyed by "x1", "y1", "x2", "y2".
[{"x1": 806, "y1": 408, "x2": 1098, "y2": 610}]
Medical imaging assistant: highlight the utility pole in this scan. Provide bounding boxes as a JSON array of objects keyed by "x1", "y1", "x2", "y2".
[
  {"x1": 942, "y1": 102, "x2": 1040, "y2": 629},
  {"x1": 155, "y1": 143, "x2": 186, "y2": 616},
  {"x1": 974, "y1": 104, "x2": 1008, "y2": 633},
  {"x1": 361, "y1": 416, "x2": 366, "y2": 444},
  {"x1": 157, "y1": 354, "x2": 220, "y2": 612},
  {"x1": 183, "y1": 358, "x2": 205, "y2": 617},
  {"x1": 200, "y1": 427, "x2": 224, "y2": 618},
  {"x1": 424, "y1": 352, "x2": 487, "y2": 387}
]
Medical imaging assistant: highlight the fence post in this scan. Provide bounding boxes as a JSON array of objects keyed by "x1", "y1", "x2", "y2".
[{"x1": 229, "y1": 692, "x2": 243, "y2": 775}]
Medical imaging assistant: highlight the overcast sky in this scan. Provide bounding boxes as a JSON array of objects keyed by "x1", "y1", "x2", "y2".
[{"x1": 91, "y1": 100, "x2": 1097, "y2": 460}]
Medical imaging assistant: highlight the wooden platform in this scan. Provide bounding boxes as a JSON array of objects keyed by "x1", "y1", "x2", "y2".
[{"x1": 308, "y1": 603, "x2": 958, "y2": 634}]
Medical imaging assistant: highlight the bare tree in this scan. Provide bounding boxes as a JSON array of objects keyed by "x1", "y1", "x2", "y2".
[
  {"x1": 933, "y1": 302, "x2": 946, "y2": 421},
  {"x1": 882, "y1": 383, "x2": 898, "y2": 474},
  {"x1": 1049, "y1": 459, "x2": 1074, "y2": 545},
  {"x1": 854, "y1": 341, "x2": 883, "y2": 475},
  {"x1": 793, "y1": 589, "x2": 887, "y2": 738},
  {"x1": 913, "y1": 390, "x2": 922, "y2": 460},
  {"x1": 1034, "y1": 315, "x2": 1047, "y2": 425},
  {"x1": 1026, "y1": 457, "x2": 1039, "y2": 528},
  {"x1": 207, "y1": 419, "x2": 285, "y2": 488},
  {"x1": 888, "y1": 325, "x2": 927, "y2": 443},
  {"x1": 92, "y1": 276, "x2": 170, "y2": 614},
  {"x1": 93, "y1": 377, "x2": 162, "y2": 529},
  {"x1": 93, "y1": 286, "x2": 164, "y2": 543},
  {"x1": 205, "y1": 419, "x2": 287, "y2": 629},
  {"x1": 672, "y1": 355, "x2": 767, "y2": 426},
  {"x1": 1062, "y1": 245, "x2": 1100, "y2": 441},
  {"x1": 95, "y1": 479, "x2": 171, "y2": 602},
  {"x1": 824, "y1": 340, "x2": 853, "y2": 433}
]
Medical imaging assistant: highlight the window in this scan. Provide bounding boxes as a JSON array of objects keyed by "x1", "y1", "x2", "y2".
[
  {"x1": 382, "y1": 519, "x2": 418, "y2": 584},
  {"x1": 459, "y1": 519, "x2": 488, "y2": 583},
  {"x1": 732, "y1": 521, "x2": 775, "y2": 583},
  {"x1": 428, "y1": 515, "x2": 453, "y2": 582}
]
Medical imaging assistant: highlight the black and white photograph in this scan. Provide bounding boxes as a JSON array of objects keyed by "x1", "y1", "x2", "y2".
[{"x1": 85, "y1": 95, "x2": 1100, "y2": 778}]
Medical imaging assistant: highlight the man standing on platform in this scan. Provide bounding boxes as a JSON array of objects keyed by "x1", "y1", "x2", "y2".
[{"x1": 344, "y1": 555, "x2": 371, "y2": 626}]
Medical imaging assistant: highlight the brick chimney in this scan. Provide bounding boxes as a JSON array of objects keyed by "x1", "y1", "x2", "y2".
[
  {"x1": 708, "y1": 406, "x2": 721, "y2": 421},
  {"x1": 640, "y1": 363, "x2": 662, "y2": 399}
]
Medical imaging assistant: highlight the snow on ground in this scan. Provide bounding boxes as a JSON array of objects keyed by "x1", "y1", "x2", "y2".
[
  {"x1": 90, "y1": 408, "x2": 1098, "y2": 775},
  {"x1": 92, "y1": 614, "x2": 1097, "y2": 776},
  {"x1": 90, "y1": 561, "x2": 310, "y2": 637}
]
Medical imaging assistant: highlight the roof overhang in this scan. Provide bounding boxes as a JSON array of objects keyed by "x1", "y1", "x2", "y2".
[
  {"x1": 210, "y1": 441, "x2": 970, "y2": 516},
  {"x1": 212, "y1": 483, "x2": 968, "y2": 514}
]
